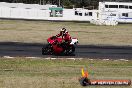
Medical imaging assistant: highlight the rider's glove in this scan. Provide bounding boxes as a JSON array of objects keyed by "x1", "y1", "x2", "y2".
[{"x1": 62, "y1": 40, "x2": 65, "y2": 43}]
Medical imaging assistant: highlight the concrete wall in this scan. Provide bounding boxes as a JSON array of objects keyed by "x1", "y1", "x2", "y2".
[{"x1": 0, "y1": 2, "x2": 98, "y2": 22}]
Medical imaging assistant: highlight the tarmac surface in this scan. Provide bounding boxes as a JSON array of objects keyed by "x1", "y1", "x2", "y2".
[{"x1": 0, "y1": 42, "x2": 132, "y2": 59}]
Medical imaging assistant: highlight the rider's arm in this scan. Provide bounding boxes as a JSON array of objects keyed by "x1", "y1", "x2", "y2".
[
  {"x1": 64, "y1": 34, "x2": 71, "y2": 42},
  {"x1": 56, "y1": 33, "x2": 61, "y2": 37}
]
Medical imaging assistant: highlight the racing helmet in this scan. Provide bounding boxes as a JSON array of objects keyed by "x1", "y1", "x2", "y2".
[{"x1": 60, "y1": 28, "x2": 67, "y2": 35}]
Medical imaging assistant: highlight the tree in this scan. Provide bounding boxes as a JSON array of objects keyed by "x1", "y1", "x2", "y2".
[{"x1": 0, "y1": 0, "x2": 132, "y2": 8}]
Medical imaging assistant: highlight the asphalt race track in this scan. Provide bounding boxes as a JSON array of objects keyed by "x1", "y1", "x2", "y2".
[{"x1": 0, "y1": 42, "x2": 132, "y2": 59}]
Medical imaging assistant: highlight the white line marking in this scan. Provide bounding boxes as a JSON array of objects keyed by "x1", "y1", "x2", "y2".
[
  {"x1": 89, "y1": 59, "x2": 93, "y2": 60},
  {"x1": 3, "y1": 56, "x2": 14, "y2": 59},
  {"x1": 26, "y1": 57, "x2": 37, "y2": 59},
  {"x1": 103, "y1": 59, "x2": 110, "y2": 61},
  {"x1": 51, "y1": 58, "x2": 57, "y2": 60},
  {"x1": 2, "y1": 56, "x2": 130, "y2": 62},
  {"x1": 119, "y1": 59, "x2": 129, "y2": 61},
  {"x1": 67, "y1": 58, "x2": 76, "y2": 60},
  {"x1": 124, "y1": 60, "x2": 129, "y2": 61}
]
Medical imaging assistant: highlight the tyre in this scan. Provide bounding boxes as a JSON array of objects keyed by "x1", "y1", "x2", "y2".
[
  {"x1": 64, "y1": 45, "x2": 75, "y2": 55},
  {"x1": 42, "y1": 47, "x2": 47, "y2": 55},
  {"x1": 42, "y1": 44, "x2": 53, "y2": 55}
]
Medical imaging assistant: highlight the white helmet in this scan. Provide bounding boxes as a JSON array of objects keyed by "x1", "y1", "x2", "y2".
[
  {"x1": 60, "y1": 28, "x2": 67, "y2": 35},
  {"x1": 61, "y1": 28, "x2": 66, "y2": 32}
]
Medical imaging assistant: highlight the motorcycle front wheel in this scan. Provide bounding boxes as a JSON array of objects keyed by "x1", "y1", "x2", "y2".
[
  {"x1": 64, "y1": 45, "x2": 75, "y2": 55},
  {"x1": 42, "y1": 44, "x2": 53, "y2": 55}
]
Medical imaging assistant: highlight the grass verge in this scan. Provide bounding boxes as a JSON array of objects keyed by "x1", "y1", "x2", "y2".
[{"x1": 0, "y1": 58, "x2": 131, "y2": 88}]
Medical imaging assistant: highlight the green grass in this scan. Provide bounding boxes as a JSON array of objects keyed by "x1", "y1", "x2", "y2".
[{"x1": 0, "y1": 58, "x2": 131, "y2": 88}]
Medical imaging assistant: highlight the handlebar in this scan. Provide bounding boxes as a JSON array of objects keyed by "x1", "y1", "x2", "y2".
[{"x1": 50, "y1": 36, "x2": 57, "y2": 40}]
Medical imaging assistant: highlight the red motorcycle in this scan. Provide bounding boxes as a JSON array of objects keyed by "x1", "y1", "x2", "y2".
[{"x1": 42, "y1": 36, "x2": 78, "y2": 55}]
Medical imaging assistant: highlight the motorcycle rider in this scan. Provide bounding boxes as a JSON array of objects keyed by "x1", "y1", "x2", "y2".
[{"x1": 56, "y1": 28, "x2": 71, "y2": 47}]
